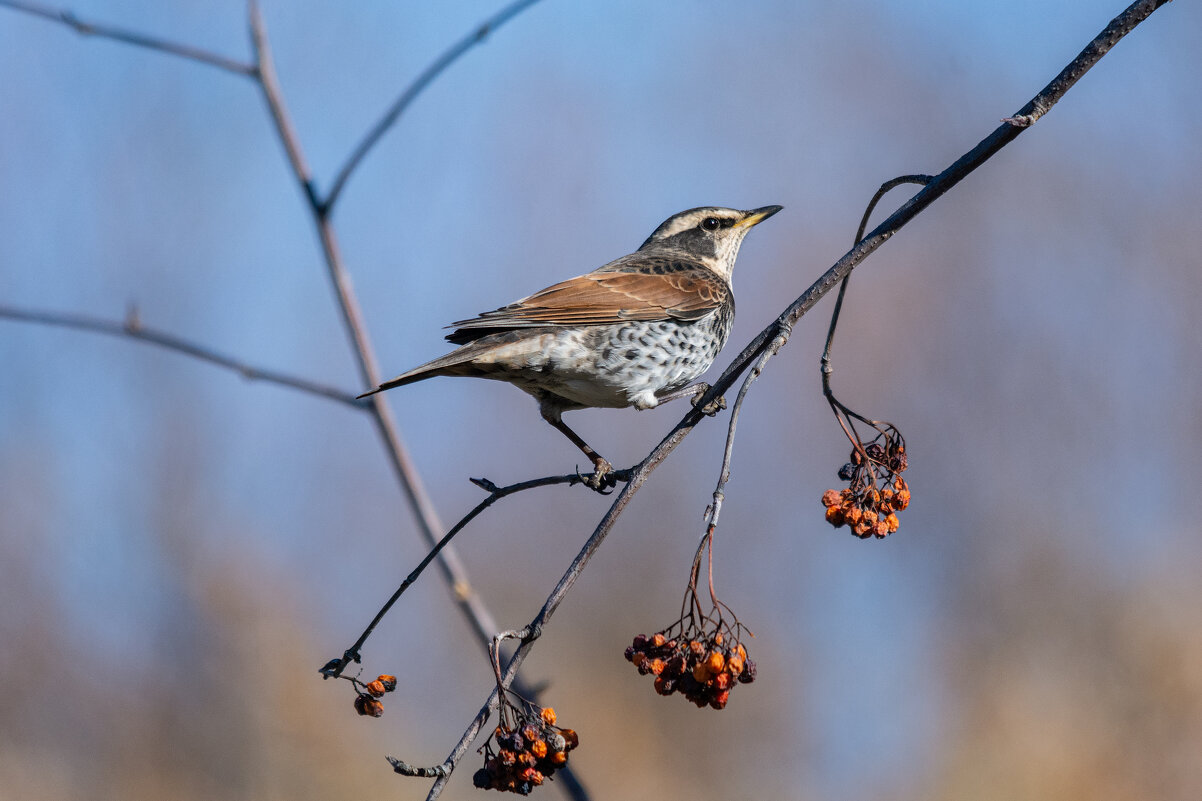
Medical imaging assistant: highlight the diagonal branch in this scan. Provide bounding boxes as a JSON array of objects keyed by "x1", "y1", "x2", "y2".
[
  {"x1": 321, "y1": 0, "x2": 546, "y2": 214},
  {"x1": 0, "y1": 0, "x2": 257, "y2": 76},
  {"x1": 420, "y1": 0, "x2": 1173, "y2": 796},
  {"x1": 0, "y1": 304, "x2": 362, "y2": 406},
  {"x1": 246, "y1": 0, "x2": 496, "y2": 656}
]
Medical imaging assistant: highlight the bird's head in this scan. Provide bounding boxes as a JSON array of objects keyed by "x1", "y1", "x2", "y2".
[{"x1": 639, "y1": 205, "x2": 782, "y2": 282}]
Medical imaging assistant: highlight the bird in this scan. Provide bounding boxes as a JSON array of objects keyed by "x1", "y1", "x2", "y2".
[{"x1": 360, "y1": 205, "x2": 782, "y2": 488}]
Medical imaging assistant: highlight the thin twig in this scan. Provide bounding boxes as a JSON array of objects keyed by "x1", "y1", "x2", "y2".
[
  {"x1": 424, "y1": 2, "x2": 1172, "y2": 796},
  {"x1": 0, "y1": 0, "x2": 257, "y2": 76},
  {"x1": 321, "y1": 0, "x2": 546, "y2": 214},
  {"x1": 703, "y1": 324, "x2": 793, "y2": 538},
  {"x1": 248, "y1": 0, "x2": 319, "y2": 208},
  {"x1": 822, "y1": 175, "x2": 932, "y2": 372},
  {"x1": 321, "y1": 471, "x2": 617, "y2": 679},
  {"x1": 0, "y1": 304, "x2": 361, "y2": 406},
  {"x1": 820, "y1": 175, "x2": 932, "y2": 450}
]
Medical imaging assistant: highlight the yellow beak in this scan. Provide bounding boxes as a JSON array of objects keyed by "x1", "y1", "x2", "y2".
[{"x1": 736, "y1": 204, "x2": 784, "y2": 229}]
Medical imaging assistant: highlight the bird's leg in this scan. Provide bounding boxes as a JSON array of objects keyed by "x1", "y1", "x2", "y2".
[
  {"x1": 539, "y1": 403, "x2": 614, "y2": 490},
  {"x1": 656, "y1": 382, "x2": 727, "y2": 416}
]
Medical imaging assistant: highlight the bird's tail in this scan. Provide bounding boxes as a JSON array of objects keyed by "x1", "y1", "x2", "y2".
[{"x1": 356, "y1": 334, "x2": 526, "y2": 399}]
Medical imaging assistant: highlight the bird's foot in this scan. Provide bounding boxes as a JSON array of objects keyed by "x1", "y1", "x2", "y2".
[
  {"x1": 690, "y1": 383, "x2": 727, "y2": 416},
  {"x1": 580, "y1": 458, "x2": 617, "y2": 493}
]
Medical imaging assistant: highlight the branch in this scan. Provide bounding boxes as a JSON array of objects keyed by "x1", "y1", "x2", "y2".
[
  {"x1": 243, "y1": 6, "x2": 586, "y2": 795},
  {"x1": 0, "y1": 0, "x2": 256, "y2": 76},
  {"x1": 423, "y1": 1, "x2": 1172, "y2": 796},
  {"x1": 0, "y1": 304, "x2": 362, "y2": 406},
  {"x1": 704, "y1": 325, "x2": 792, "y2": 537},
  {"x1": 321, "y1": 470, "x2": 624, "y2": 679},
  {"x1": 246, "y1": 0, "x2": 503, "y2": 655},
  {"x1": 321, "y1": 0, "x2": 545, "y2": 214}
]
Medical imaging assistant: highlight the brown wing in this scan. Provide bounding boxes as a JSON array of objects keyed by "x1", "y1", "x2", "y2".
[{"x1": 445, "y1": 260, "x2": 729, "y2": 344}]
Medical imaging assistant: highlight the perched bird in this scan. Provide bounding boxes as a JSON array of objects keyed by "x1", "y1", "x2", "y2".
[{"x1": 361, "y1": 205, "x2": 782, "y2": 487}]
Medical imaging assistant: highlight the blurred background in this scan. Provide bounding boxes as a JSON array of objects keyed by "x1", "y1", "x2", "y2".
[{"x1": 2, "y1": 1, "x2": 1200, "y2": 799}]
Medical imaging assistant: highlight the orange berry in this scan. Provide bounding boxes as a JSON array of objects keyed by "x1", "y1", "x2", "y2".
[
  {"x1": 706, "y1": 652, "x2": 725, "y2": 674},
  {"x1": 713, "y1": 631, "x2": 723, "y2": 645},
  {"x1": 540, "y1": 707, "x2": 557, "y2": 726},
  {"x1": 630, "y1": 651, "x2": 646, "y2": 668},
  {"x1": 885, "y1": 513, "x2": 900, "y2": 533},
  {"x1": 825, "y1": 505, "x2": 846, "y2": 527},
  {"x1": 354, "y1": 693, "x2": 384, "y2": 717},
  {"x1": 649, "y1": 658, "x2": 666, "y2": 675},
  {"x1": 895, "y1": 489, "x2": 910, "y2": 510},
  {"x1": 552, "y1": 751, "x2": 568, "y2": 766},
  {"x1": 736, "y1": 644, "x2": 747, "y2": 661},
  {"x1": 727, "y1": 656, "x2": 744, "y2": 676},
  {"x1": 821, "y1": 489, "x2": 842, "y2": 508},
  {"x1": 531, "y1": 739, "x2": 548, "y2": 759},
  {"x1": 894, "y1": 476, "x2": 908, "y2": 492},
  {"x1": 713, "y1": 672, "x2": 731, "y2": 690},
  {"x1": 651, "y1": 633, "x2": 666, "y2": 648},
  {"x1": 693, "y1": 662, "x2": 711, "y2": 682},
  {"x1": 710, "y1": 689, "x2": 730, "y2": 710},
  {"x1": 845, "y1": 505, "x2": 863, "y2": 525},
  {"x1": 366, "y1": 680, "x2": 387, "y2": 698},
  {"x1": 376, "y1": 674, "x2": 398, "y2": 692}
]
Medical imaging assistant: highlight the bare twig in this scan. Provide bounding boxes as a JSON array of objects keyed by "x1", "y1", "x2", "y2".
[
  {"x1": 321, "y1": 470, "x2": 624, "y2": 680},
  {"x1": 0, "y1": 304, "x2": 361, "y2": 406},
  {"x1": 322, "y1": 0, "x2": 545, "y2": 214},
  {"x1": 819, "y1": 175, "x2": 932, "y2": 451},
  {"x1": 703, "y1": 324, "x2": 792, "y2": 538},
  {"x1": 422, "y1": 1, "x2": 1172, "y2": 796},
  {"x1": 245, "y1": 0, "x2": 501, "y2": 657},
  {"x1": 0, "y1": 0, "x2": 256, "y2": 76}
]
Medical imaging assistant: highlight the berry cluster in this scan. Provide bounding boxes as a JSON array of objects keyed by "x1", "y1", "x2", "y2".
[
  {"x1": 822, "y1": 435, "x2": 910, "y2": 539},
  {"x1": 474, "y1": 704, "x2": 578, "y2": 795},
  {"x1": 625, "y1": 628, "x2": 755, "y2": 710},
  {"x1": 352, "y1": 673, "x2": 398, "y2": 718}
]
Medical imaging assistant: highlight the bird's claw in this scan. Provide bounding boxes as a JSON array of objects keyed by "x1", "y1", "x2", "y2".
[
  {"x1": 581, "y1": 459, "x2": 617, "y2": 493},
  {"x1": 690, "y1": 384, "x2": 727, "y2": 416}
]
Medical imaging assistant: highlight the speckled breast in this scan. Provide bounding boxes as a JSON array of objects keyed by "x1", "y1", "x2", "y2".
[{"x1": 532, "y1": 301, "x2": 735, "y2": 410}]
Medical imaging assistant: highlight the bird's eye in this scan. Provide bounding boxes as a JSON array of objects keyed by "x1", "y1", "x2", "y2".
[{"x1": 701, "y1": 217, "x2": 721, "y2": 231}]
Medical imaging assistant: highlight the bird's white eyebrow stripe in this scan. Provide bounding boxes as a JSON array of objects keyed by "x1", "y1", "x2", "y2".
[{"x1": 659, "y1": 211, "x2": 739, "y2": 238}]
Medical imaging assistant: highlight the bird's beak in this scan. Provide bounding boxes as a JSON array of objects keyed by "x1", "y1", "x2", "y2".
[{"x1": 737, "y1": 205, "x2": 784, "y2": 229}]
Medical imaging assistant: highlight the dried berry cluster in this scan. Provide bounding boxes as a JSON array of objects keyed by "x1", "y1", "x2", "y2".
[
  {"x1": 352, "y1": 673, "x2": 397, "y2": 718},
  {"x1": 625, "y1": 629, "x2": 755, "y2": 710},
  {"x1": 822, "y1": 436, "x2": 910, "y2": 539},
  {"x1": 474, "y1": 705, "x2": 578, "y2": 795}
]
